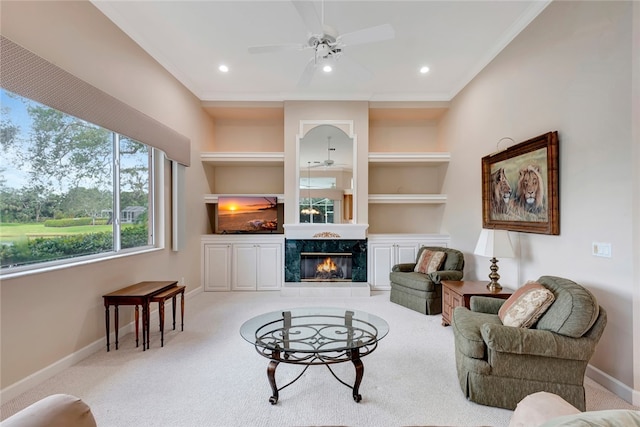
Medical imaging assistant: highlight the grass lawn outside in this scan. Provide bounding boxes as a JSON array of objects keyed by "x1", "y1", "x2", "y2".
[{"x1": 0, "y1": 222, "x2": 115, "y2": 244}]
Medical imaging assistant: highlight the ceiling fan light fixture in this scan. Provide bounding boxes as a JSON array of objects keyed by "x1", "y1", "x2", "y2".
[
  {"x1": 218, "y1": 64, "x2": 229, "y2": 73},
  {"x1": 322, "y1": 64, "x2": 332, "y2": 72},
  {"x1": 420, "y1": 66, "x2": 430, "y2": 74}
]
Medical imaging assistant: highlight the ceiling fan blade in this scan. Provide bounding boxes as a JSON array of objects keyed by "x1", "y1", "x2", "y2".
[
  {"x1": 248, "y1": 43, "x2": 306, "y2": 54},
  {"x1": 297, "y1": 58, "x2": 317, "y2": 87},
  {"x1": 291, "y1": 1, "x2": 323, "y2": 35},
  {"x1": 338, "y1": 23, "x2": 395, "y2": 46},
  {"x1": 338, "y1": 54, "x2": 373, "y2": 81}
]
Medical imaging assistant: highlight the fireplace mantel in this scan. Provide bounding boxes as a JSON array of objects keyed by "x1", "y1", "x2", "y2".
[{"x1": 283, "y1": 223, "x2": 368, "y2": 240}]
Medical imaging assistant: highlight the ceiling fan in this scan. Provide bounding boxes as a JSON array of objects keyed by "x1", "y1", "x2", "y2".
[
  {"x1": 248, "y1": 0, "x2": 395, "y2": 86},
  {"x1": 309, "y1": 136, "x2": 347, "y2": 169}
]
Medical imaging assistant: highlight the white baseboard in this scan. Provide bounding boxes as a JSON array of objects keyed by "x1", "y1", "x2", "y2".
[
  {"x1": 0, "y1": 286, "x2": 203, "y2": 405},
  {"x1": 586, "y1": 363, "x2": 638, "y2": 405}
]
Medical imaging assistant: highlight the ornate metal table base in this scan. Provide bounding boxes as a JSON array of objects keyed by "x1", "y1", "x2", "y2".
[
  {"x1": 244, "y1": 309, "x2": 383, "y2": 405},
  {"x1": 265, "y1": 345, "x2": 365, "y2": 404}
]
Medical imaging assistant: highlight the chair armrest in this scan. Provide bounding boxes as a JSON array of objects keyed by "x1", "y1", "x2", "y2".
[
  {"x1": 0, "y1": 394, "x2": 97, "y2": 427},
  {"x1": 470, "y1": 296, "x2": 506, "y2": 314},
  {"x1": 391, "y1": 263, "x2": 416, "y2": 272},
  {"x1": 426, "y1": 270, "x2": 463, "y2": 284},
  {"x1": 481, "y1": 323, "x2": 596, "y2": 360}
]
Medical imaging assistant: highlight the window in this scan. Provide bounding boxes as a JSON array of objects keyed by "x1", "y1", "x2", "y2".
[
  {"x1": 0, "y1": 89, "x2": 157, "y2": 273},
  {"x1": 300, "y1": 197, "x2": 335, "y2": 224}
]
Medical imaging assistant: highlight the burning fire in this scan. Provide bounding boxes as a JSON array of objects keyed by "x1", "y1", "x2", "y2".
[{"x1": 316, "y1": 257, "x2": 338, "y2": 274}]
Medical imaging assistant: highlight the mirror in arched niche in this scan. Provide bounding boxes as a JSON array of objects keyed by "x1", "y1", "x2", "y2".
[{"x1": 297, "y1": 123, "x2": 355, "y2": 224}]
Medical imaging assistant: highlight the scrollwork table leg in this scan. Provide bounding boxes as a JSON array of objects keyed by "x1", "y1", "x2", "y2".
[
  {"x1": 350, "y1": 347, "x2": 363, "y2": 402},
  {"x1": 267, "y1": 347, "x2": 281, "y2": 404}
]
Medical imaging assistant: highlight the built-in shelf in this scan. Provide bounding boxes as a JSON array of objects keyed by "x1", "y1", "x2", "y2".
[
  {"x1": 200, "y1": 152, "x2": 284, "y2": 166},
  {"x1": 368, "y1": 152, "x2": 450, "y2": 166},
  {"x1": 367, "y1": 194, "x2": 447, "y2": 204},
  {"x1": 204, "y1": 194, "x2": 285, "y2": 204}
]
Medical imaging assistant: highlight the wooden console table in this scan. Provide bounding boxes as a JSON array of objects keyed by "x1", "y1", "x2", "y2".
[
  {"x1": 103, "y1": 280, "x2": 178, "y2": 351},
  {"x1": 441, "y1": 280, "x2": 514, "y2": 326}
]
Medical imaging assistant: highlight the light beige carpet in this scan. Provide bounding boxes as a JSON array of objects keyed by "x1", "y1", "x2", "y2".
[{"x1": 2, "y1": 291, "x2": 637, "y2": 426}]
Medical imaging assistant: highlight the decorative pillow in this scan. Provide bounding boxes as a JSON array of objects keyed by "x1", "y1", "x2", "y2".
[
  {"x1": 414, "y1": 250, "x2": 446, "y2": 274},
  {"x1": 499, "y1": 281, "x2": 543, "y2": 319},
  {"x1": 499, "y1": 281, "x2": 556, "y2": 328}
]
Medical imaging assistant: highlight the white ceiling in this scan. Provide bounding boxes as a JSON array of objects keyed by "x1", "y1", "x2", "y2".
[{"x1": 92, "y1": 1, "x2": 550, "y2": 103}]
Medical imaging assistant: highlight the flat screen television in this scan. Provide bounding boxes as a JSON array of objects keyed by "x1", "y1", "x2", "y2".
[{"x1": 213, "y1": 196, "x2": 283, "y2": 234}]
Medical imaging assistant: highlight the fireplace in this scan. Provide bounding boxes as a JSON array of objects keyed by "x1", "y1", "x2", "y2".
[
  {"x1": 300, "y1": 252, "x2": 352, "y2": 282},
  {"x1": 284, "y1": 239, "x2": 367, "y2": 283}
]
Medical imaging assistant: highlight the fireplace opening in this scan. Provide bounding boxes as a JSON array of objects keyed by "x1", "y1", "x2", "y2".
[{"x1": 300, "y1": 252, "x2": 352, "y2": 282}]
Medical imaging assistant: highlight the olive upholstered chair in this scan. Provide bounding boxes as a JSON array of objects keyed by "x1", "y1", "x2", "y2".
[
  {"x1": 389, "y1": 246, "x2": 465, "y2": 315},
  {"x1": 452, "y1": 276, "x2": 607, "y2": 411}
]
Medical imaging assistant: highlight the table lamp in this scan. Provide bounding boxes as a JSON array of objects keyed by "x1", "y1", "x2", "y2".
[{"x1": 474, "y1": 228, "x2": 514, "y2": 291}]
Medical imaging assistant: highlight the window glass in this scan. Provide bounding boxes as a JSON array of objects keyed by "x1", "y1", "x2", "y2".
[
  {"x1": 119, "y1": 136, "x2": 151, "y2": 249},
  {"x1": 0, "y1": 89, "x2": 154, "y2": 272},
  {"x1": 299, "y1": 197, "x2": 334, "y2": 224}
]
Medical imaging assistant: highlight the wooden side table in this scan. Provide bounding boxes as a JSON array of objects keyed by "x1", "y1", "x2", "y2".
[
  {"x1": 441, "y1": 280, "x2": 514, "y2": 326},
  {"x1": 103, "y1": 280, "x2": 178, "y2": 351},
  {"x1": 150, "y1": 285, "x2": 186, "y2": 347}
]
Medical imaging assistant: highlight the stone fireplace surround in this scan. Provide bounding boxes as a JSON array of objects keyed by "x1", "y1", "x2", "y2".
[
  {"x1": 281, "y1": 223, "x2": 370, "y2": 296},
  {"x1": 285, "y1": 239, "x2": 367, "y2": 283}
]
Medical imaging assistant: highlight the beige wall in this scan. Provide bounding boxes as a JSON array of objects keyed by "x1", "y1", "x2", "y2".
[
  {"x1": 0, "y1": 1, "x2": 212, "y2": 391},
  {"x1": 632, "y1": 0, "x2": 640, "y2": 401},
  {"x1": 440, "y1": 0, "x2": 637, "y2": 398}
]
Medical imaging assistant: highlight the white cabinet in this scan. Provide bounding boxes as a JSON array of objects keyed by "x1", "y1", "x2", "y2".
[
  {"x1": 367, "y1": 234, "x2": 450, "y2": 290},
  {"x1": 201, "y1": 235, "x2": 283, "y2": 291},
  {"x1": 202, "y1": 243, "x2": 231, "y2": 291},
  {"x1": 232, "y1": 243, "x2": 282, "y2": 291}
]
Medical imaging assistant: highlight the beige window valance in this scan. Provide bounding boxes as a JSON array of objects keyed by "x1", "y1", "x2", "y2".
[{"x1": 0, "y1": 35, "x2": 190, "y2": 166}]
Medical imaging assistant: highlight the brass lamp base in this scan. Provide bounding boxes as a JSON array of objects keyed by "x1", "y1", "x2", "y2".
[{"x1": 486, "y1": 257, "x2": 503, "y2": 292}]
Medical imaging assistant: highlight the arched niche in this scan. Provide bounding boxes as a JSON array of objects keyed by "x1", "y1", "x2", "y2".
[{"x1": 296, "y1": 120, "x2": 357, "y2": 224}]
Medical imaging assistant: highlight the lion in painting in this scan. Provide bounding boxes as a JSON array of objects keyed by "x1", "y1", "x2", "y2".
[
  {"x1": 490, "y1": 167, "x2": 511, "y2": 215},
  {"x1": 516, "y1": 164, "x2": 545, "y2": 213}
]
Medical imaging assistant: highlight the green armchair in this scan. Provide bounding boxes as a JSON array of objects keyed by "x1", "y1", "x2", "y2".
[
  {"x1": 452, "y1": 276, "x2": 607, "y2": 410},
  {"x1": 389, "y1": 246, "x2": 465, "y2": 315}
]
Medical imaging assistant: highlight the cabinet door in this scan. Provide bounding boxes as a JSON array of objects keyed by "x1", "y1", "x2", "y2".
[
  {"x1": 203, "y1": 244, "x2": 231, "y2": 291},
  {"x1": 369, "y1": 243, "x2": 394, "y2": 290},
  {"x1": 396, "y1": 243, "x2": 420, "y2": 264},
  {"x1": 256, "y1": 244, "x2": 282, "y2": 290},
  {"x1": 232, "y1": 244, "x2": 258, "y2": 290}
]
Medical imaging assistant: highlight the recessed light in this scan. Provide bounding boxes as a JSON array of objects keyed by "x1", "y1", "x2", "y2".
[
  {"x1": 420, "y1": 66, "x2": 430, "y2": 74},
  {"x1": 218, "y1": 65, "x2": 229, "y2": 73},
  {"x1": 323, "y1": 65, "x2": 332, "y2": 73}
]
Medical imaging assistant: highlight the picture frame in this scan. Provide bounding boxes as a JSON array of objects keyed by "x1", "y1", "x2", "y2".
[{"x1": 481, "y1": 131, "x2": 559, "y2": 235}]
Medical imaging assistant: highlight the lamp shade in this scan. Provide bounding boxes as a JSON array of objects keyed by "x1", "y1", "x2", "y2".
[{"x1": 474, "y1": 229, "x2": 515, "y2": 258}]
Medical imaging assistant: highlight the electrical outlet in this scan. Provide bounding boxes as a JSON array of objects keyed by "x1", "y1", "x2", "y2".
[
  {"x1": 592, "y1": 242, "x2": 612, "y2": 258},
  {"x1": 180, "y1": 277, "x2": 185, "y2": 285}
]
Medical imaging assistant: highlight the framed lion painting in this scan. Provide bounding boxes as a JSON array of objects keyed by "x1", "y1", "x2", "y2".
[{"x1": 481, "y1": 131, "x2": 559, "y2": 235}]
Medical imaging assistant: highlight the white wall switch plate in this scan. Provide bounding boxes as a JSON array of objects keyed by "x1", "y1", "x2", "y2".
[{"x1": 592, "y1": 242, "x2": 612, "y2": 258}]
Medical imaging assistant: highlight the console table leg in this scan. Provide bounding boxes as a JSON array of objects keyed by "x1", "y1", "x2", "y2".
[
  {"x1": 180, "y1": 291, "x2": 184, "y2": 331},
  {"x1": 114, "y1": 305, "x2": 119, "y2": 350},
  {"x1": 134, "y1": 305, "x2": 140, "y2": 347},
  {"x1": 350, "y1": 347, "x2": 363, "y2": 402},
  {"x1": 105, "y1": 306, "x2": 110, "y2": 351},
  {"x1": 171, "y1": 295, "x2": 177, "y2": 330}
]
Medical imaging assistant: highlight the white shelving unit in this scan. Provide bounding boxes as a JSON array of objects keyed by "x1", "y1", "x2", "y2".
[
  {"x1": 368, "y1": 194, "x2": 447, "y2": 204},
  {"x1": 368, "y1": 152, "x2": 450, "y2": 165},
  {"x1": 368, "y1": 152, "x2": 450, "y2": 233},
  {"x1": 200, "y1": 152, "x2": 284, "y2": 166}
]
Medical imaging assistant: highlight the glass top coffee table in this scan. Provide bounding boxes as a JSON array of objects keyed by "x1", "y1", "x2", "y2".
[{"x1": 240, "y1": 307, "x2": 389, "y2": 404}]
